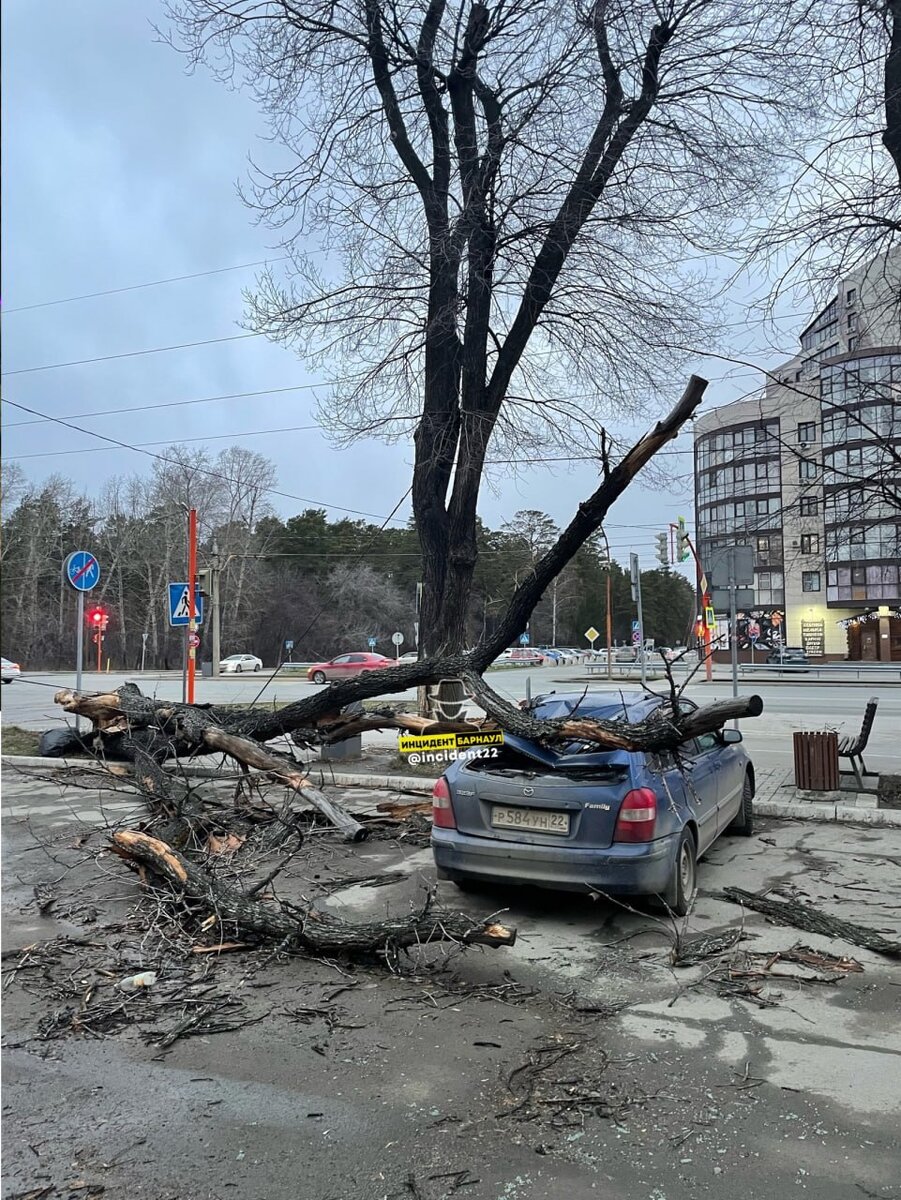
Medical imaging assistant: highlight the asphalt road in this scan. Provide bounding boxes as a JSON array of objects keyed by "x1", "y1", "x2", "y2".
[
  {"x1": 4, "y1": 664, "x2": 899, "y2": 776},
  {"x1": 2, "y1": 775, "x2": 900, "y2": 1200}
]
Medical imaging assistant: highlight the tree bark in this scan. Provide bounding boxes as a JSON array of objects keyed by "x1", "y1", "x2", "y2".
[{"x1": 110, "y1": 830, "x2": 516, "y2": 954}]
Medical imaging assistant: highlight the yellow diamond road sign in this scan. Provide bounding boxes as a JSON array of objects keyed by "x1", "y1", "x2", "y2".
[{"x1": 584, "y1": 626, "x2": 600, "y2": 643}]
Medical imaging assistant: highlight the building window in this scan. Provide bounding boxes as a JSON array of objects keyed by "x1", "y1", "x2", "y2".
[
  {"x1": 755, "y1": 461, "x2": 769, "y2": 480},
  {"x1": 847, "y1": 313, "x2": 856, "y2": 331},
  {"x1": 846, "y1": 288, "x2": 856, "y2": 305},
  {"x1": 799, "y1": 459, "x2": 817, "y2": 481},
  {"x1": 756, "y1": 498, "x2": 770, "y2": 515},
  {"x1": 756, "y1": 537, "x2": 770, "y2": 554},
  {"x1": 802, "y1": 571, "x2": 821, "y2": 592},
  {"x1": 799, "y1": 496, "x2": 818, "y2": 516},
  {"x1": 848, "y1": 335, "x2": 857, "y2": 351},
  {"x1": 797, "y1": 421, "x2": 816, "y2": 443},
  {"x1": 800, "y1": 533, "x2": 820, "y2": 555}
]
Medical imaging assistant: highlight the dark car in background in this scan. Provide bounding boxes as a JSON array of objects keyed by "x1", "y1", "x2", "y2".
[
  {"x1": 431, "y1": 691, "x2": 755, "y2": 915},
  {"x1": 766, "y1": 646, "x2": 809, "y2": 668}
]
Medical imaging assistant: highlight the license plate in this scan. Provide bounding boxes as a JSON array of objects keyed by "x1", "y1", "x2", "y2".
[{"x1": 491, "y1": 806, "x2": 570, "y2": 835}]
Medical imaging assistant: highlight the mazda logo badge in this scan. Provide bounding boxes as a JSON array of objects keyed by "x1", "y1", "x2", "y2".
[{"x1": 522, "y1": 786, "x2": 534, "y2": 796}]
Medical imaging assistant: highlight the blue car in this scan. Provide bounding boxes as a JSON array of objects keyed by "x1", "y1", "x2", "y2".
[{"x1": 431, "y1": 690, "x2": 755, "y2": 915}]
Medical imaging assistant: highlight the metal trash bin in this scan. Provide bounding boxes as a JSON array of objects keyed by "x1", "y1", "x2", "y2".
[
  {"x1": 793, "y1": 731, "x2": 839, "y2": 791},
  {"x1": 201, "y1": 661, "x2": 213, "y2": 678},
  {"x1": 320, "y1": 700, "x2": 364, "y2": 763}
]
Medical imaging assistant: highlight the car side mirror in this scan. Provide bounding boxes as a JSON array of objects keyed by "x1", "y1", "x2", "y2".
[{"x1": 721, "y1": 729, "x2": 743, "y2": 744}]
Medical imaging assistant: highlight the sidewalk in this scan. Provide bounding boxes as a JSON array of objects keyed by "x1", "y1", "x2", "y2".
[{"x1": 751, "y1": 763, "x2": 899, "y2": 826}]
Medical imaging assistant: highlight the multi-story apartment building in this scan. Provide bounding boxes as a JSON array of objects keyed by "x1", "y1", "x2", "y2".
[{"x1": 693, "y1": 251, "x2": 901, "y2": 662}]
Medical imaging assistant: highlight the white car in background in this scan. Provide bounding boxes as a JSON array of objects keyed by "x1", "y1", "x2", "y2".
[
  {"x1": 219, "y1": 654, "x2": 263, "y2": 674},
  {"x1": 1, "y1": 657, "x2": 21, "y2": 683}
]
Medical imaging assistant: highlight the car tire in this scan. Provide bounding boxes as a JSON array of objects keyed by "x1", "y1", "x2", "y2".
[
  {"x1": 727, "y1": 774, "x2": 754, "y2": 837},
  {"x1": 661, "y1": 828, "x2": 697, "y2": 918},
  {"x1": 235, "y1": 664, "x2": 242, "y2": 673},
  {"x1": 254, "y1": 664, "x2": 261, "y2": 672},
  {"x1": 312, "y1": 671, "x2": 327, "y2": 685}
]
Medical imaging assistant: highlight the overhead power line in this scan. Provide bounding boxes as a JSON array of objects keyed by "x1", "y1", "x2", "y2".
[
  {"x1": 1, "y1": 423, "x2": 325, "y2": 461},
  {"x1": 2, "y1": 257, "x2": 291, "y2": 314},
  {"x1": 1, "y1": 332, "x2": 266, "y2": 377},
  {"x1": 1, "y1": 382, "x2": 331, "y2": 428},
  {"x1": 0, "y1": 397, "x2": 409, "y2": 524}
]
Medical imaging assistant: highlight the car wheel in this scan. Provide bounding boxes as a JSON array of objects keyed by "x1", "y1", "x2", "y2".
[
  {"x1": 254, "y1": 663, "x2": 261, "y2": 671},
  {"x1": 661, "y1": 828, "x2": 697, "y2": 918},
  {"x1": 235, "y1": 664, "x2": 242, "y2": 673},
  {"x1": 312, "y1": 671, "x2": 327, "y2": 685},
  {"x1": 727, "y1": 773, "x2": 754, "y2": 837}
]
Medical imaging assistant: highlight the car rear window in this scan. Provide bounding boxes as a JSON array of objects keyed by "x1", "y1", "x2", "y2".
[{"x1": 465, "y1": 746, "x2": 628, "y2": 781}]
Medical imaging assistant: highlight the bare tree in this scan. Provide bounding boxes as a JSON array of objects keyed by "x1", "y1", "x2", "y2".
[
  {"x1": 166, "y1": 0, "x2": 833, "y2": 663},
  {"x1": 757, "y1": 0, "x2": 901, "y2": 301}
]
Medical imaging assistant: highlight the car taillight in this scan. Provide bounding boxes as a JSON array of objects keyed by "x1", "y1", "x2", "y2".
[
  {"x1": 613, "y1": 788, "x2": 658, "y2": 843},
  {"x1": 431, "y1": 777, "x2": 456, "y2": 829}
]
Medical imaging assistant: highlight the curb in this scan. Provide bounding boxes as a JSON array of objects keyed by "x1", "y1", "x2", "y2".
[
  {"x1": 3, "y1": 757, "x2": 897, "y2": 824},
  {"x1": 754, "y1": 798, "x2": 901, "y2": 828},
  {"x1": 1, "y1": 755, "x2": 434, "y2": 795}
]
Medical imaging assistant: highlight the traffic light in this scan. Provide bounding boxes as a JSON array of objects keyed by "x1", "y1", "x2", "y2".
[
  {"x1": 88, "y1": 606, "x2": 109, "y2": 631},
  {"x1": 655, "y1": 532, "x2": 669, "y2": 568},
  {"x1": 676, "y1": 516, "x2": 690, "y2": 562}
]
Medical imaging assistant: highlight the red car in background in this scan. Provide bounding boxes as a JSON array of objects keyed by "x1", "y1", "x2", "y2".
[{"x1": 307, "y1": 652, "x2": 394, "y2": 684}]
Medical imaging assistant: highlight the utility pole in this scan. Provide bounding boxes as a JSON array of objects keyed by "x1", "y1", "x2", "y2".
[
  {"x1": 210, "y1": 538, "x2": 222, "y2": 677},
  {"x1": 187, "y1": 507, "x2": 198, "y2": 703},
  {"x1": 674, "y1": 519, "x2": 713, "y2": 683},
  {"x1": 605, "y1": 566, "x2": 613, "y2": 681},
  {"x1": 551, "y1": 578, "x2": 558, "y2": 646},
  {"x1": 728, "y1": 545, "x2": 739, "y2": 724},
  {"x1": 630, "y1": 552, "x2": 646, "y2": 687},
  {"x1": 598, "y1": 530, "x2": 614, "y2": 681}
]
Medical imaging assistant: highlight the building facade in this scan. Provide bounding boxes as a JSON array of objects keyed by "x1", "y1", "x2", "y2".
[{"x1": 693, "y1": 252, "x2": 901, "y2": 661}]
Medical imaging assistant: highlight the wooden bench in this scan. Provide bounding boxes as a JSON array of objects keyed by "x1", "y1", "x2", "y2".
[{"x1": 838, "y1": 697, "x2": 878, "y2": 789}]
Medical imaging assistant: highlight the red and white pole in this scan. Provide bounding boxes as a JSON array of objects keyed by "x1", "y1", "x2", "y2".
[{"x1": 187, "y1": 507, "x2": 198, "y2": 704}]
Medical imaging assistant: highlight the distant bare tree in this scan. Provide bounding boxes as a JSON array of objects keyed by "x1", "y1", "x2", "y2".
[{"x1": 167, "y1": 0, "x2": 834, "y2": 661}]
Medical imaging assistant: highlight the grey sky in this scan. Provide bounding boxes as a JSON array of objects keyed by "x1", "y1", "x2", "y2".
[{"x1": 2, "y1": 0, "x2": 809, "y2": 567}]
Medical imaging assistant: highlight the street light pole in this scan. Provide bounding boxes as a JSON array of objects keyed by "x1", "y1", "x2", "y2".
[
  {"x1": 599, "y1": 528, "x2": 613, "y2": 681},
  {"x1": 187, "y1": 508, "x2": 198, "y2": 703}
]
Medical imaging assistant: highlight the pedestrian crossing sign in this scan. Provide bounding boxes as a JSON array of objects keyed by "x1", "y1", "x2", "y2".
[{"x1": 168, "y1": 582, "x2": 204, "y2": 627}]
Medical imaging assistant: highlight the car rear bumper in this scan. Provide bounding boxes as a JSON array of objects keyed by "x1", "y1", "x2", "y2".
[{"x1": 431, "y1": 827, "x2": 680, "y2": 895}]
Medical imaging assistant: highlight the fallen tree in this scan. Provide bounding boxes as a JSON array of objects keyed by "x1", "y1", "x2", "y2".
[
  {"x1": 111, "y1": 830, "x2": 516, "y2": 955},
  {"x1": 46, "y1": 374, "x2": 767, "y2": 966},
  {"x1": 55, "y1": 681, "x2": 763, "y2": 762}
]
